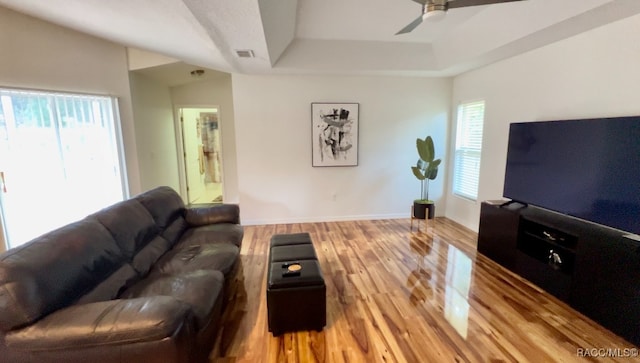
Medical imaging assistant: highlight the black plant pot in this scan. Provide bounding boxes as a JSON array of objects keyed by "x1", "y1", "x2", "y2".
[{"x1": 413, "y1": 201, "x2": 435, "y2": 220}]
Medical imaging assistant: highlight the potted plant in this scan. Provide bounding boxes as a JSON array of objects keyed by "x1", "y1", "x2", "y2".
[{"x1": 411, "y1": 135, "x2": 441, "y2": 219}]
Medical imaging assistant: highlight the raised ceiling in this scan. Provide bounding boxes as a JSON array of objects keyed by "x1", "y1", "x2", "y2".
[{"x1": 1, "y1": 0, "x2": 639, "y2": 77}]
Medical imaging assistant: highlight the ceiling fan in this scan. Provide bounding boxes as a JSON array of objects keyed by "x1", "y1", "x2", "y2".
[{"x1": 396, "y1": 0, "x2": 525, "y2": 35}]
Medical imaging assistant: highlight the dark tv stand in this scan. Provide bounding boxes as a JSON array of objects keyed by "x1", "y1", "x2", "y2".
[
  {"x1": 478, "y1": 201, "x2": 640, "y2": 346},
  {"x1": 499, "y1": 200, "x2": 527, "y2": 208}
]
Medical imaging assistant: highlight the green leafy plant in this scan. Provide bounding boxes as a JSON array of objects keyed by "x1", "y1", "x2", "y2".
[{"x1": 411, "y1": 135, "x2": 441, "y2": 203}]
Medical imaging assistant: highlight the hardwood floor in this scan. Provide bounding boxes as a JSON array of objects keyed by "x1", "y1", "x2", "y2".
[{"x1": 215, "y1": 218, "x2": 638, "y2": 363}]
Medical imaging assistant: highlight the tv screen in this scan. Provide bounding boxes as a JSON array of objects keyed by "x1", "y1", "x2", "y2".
[{"x1": 503, "y1": 116, "x2": 640, "y2": 235}]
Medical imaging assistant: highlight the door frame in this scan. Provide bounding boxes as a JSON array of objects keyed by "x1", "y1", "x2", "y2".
[
  {"x1": 174, "y1": 104, "x2": 225, "y2": 204},
  {"x1": 0, "y1": 215, "x2": 6, "y2": 253}
]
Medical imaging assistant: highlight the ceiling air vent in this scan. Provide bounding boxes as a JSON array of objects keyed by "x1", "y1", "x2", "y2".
[{"x1": 235, "y1": 49, "x2": 255, "y2": 58}]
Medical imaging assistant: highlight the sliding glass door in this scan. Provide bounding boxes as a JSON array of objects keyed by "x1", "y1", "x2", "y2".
[{"x1": 0, "y1": 88, "x2": 127, "y2": 249}]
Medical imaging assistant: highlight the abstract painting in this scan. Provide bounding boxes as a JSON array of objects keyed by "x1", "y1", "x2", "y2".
[{"x1": 311, "y1": 103, "x2": 359, "y2": 167}]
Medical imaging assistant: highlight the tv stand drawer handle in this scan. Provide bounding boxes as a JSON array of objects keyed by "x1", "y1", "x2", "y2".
[{"x1": 548, "y1": 249, "x2": 562, "y2": 267}]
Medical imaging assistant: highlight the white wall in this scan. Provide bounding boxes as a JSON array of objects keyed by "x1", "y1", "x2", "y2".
[
  {"x1": 129, "y1": 72, "x2": 180, "y2": 193},
  {"x1": 447, "y1": 13, "x2": 640, "y2": 232},
  {"x1": 171, "y1": 76, "x2": 240, "y2": 203},
  {"x1": 128, "y1": 47, "x2": 178, "y2": 71},
  {"x1": 232, "y1": 74, "x2": 451, "y2": 225}
]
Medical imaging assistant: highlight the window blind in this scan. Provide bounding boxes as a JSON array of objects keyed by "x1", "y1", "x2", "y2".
[
  {"x1": 0, "y1": 88, "x2": 126, "y2": 248},
  {"x1": 453, "y1": 101, "x2": 485, "y2": 201}
]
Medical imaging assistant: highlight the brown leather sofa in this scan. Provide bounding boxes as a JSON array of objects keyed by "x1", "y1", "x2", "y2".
[{"x1": 0, "y1": 186, "x2": 243, "y2": 363}]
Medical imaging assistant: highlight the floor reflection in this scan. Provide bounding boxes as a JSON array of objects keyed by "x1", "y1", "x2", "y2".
[
  {"x1": 407, "y1": 234, "x2": 434, "y2": 305},
  {"x1": 444, "y1": 245, "x2": 472, "y2": 339},
  {"x1": 407, "y1": 233, "x2": 473, "y2": 340}
]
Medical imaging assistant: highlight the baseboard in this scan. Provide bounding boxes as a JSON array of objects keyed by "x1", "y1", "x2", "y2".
[{"x1": 242, "y1": 213, "x2": 409, "y2": 226}]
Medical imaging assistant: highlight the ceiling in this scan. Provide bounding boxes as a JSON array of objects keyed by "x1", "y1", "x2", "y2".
[{"x1": 1, "y1": 0, "x2": 640, "y2": 79}]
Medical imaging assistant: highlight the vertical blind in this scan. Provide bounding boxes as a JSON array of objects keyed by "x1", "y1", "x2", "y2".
[
  {"x1": 0, "y1": 88, "x2": 126, "y2": 248},
  {"x1": 453, "y1": 100, "x2": 485, "y2": 201}
]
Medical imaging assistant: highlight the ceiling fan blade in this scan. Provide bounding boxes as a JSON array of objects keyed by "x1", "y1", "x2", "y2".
[
  {"x1": 447, "y1": 0, "x2": 525, "y2": 9},
  {"x1": 410, "y1": 0, "x2": 428, "y2": 4},
  {"x1": 396, "y1": 15, "x2": 424, "y2": 35}
]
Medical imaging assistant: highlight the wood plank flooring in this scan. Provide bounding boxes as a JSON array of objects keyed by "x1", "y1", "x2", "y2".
[{"x1": 214, "y1": 218, "x2": 638, "y2": 363}]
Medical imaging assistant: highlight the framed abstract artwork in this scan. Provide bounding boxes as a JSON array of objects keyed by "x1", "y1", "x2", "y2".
[{"x1": 311, "y1": 103, "x2": 359, "y2": 167}]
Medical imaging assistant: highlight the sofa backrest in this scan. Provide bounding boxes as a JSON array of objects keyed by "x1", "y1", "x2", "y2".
[
  {"x1": 0, "y1": 219, "x2": 124, "y2": 332},
  {"x1": 90, "y1": 199, "x2": 158, "y2": 260},
  {"x1": 135, "y1": 186, "x2": 188, "y2": 245},
  {"x1": 89, "y1": 197, "x2": 174, "y2": 279},
  {"x1": 0, "y1": 186, "x2": 191, "y2": 333}
]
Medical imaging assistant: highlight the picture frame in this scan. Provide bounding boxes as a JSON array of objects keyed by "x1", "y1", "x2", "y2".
[{"x1": 311, "y1": 102, "x2": 359, "y2": 167}]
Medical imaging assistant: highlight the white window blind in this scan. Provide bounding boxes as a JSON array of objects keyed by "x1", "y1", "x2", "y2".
[
  {"x1": 0, "y1": 88, "x2": 126, "y2": 248},
  {"x1": 453, "y1": 101, "x2": 485, "y2": 201}
]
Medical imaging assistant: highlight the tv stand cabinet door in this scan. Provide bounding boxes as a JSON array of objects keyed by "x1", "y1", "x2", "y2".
[
  {"x1": 477, "y1": 202, "x2": 520, "y2": 271},
  {"x1": 571, "y1": 230, "x2": 640, "y2": 347}
]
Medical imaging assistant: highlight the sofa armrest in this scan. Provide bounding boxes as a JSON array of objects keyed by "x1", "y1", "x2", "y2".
[
  {"x1": 5, "y1": 297, "x2": 194, "y2": 351},
  {"x1": 185, "y1": 204, "x2": 240, "y2": 226}
]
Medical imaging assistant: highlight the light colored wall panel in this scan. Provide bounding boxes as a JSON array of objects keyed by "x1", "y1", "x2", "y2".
[{"x1": 232, "y1": 74, "x2": 452, "y2": 225}]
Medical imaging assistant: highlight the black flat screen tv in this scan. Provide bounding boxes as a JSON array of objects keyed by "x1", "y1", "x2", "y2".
[{"x1": 503, "y1": 116, "x2": 640, "y2": 235}]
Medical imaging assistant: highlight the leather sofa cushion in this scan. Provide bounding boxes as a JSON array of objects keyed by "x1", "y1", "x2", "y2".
[
  {"x1": 0, "y1": 219, "x2": 124, "y2": 332},
  {"x1": 163, "y1": 216, "x2": 188, "y2": 246},
  {"x1": 136, "y1": 187, "x2": 188, "y2": 246},
  {"x1": 2, "y1": 333, "x2": 192, "y2": 363},
  {"x1": 76, "y1": 264, "x2": 139, "y2": 304},
  {"x1": 185, "y1": 204, "x2": 240, "y2": 226},
  {"x1": 90, "y1": 199, "x2": 158, "y2": 260},
  {"x1": 5, "y1": 297, "x2": 192, "y2": 350},
  {"x1": 132, "y1": 236, "x2": 172, "y2": 276},
  {"x1": 153, "y1": 242, "x2": 239, "y2": 277},
  {"x1": 120, "y1": 270, "x2": 224, "y2": 330},
  {"x1": 180, "y1": 224, "x2": 244, "y2": 248},
  {"x1": 136, "y1": 187, "x2": 185, "y2": 230}
]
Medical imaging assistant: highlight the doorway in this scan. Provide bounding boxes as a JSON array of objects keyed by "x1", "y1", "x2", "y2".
[{"x1": 179, "y1": 107, "x2": 223, "y2": 205}]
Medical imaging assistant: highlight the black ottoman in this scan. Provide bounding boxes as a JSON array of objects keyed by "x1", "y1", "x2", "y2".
[
  {"x1": 270, "y1": 232, "x2": 313, "y2": 248},
  {"x1": 267, "y1": 259, "x2": 326, "y2": 335},
  {"x1": 270, "y1": 244, "x2": 317, "y2": 262},
  {"x1": 267, "y1": 233, "x2": 326, "y2": 335}
]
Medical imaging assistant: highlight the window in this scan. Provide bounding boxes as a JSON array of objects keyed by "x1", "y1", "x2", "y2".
[
  {"x1": 0, "y1": 88, "x2": 126, "y2": 248},
  {"x1": 453, "y1": 100, "x2": 485, "y2": 201}
]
